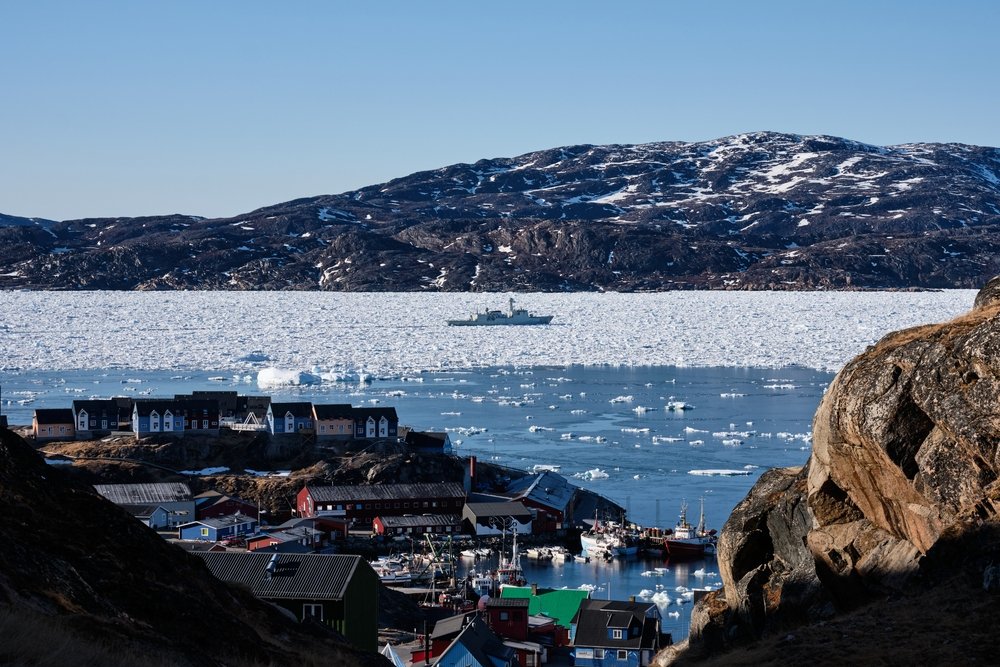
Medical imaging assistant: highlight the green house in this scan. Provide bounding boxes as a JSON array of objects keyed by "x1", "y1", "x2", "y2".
[
  {"x1": 196, "y1": 551, "x2": 379, "y2": 651},
  {"x1": 500, "y1": 585, "x2": 591, "y2": 628}
]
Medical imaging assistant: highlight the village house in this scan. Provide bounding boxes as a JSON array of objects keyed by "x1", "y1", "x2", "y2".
[
  {"x1": 484, "y1": 598, "x2": 547, "y2": 667},
  {"x1": 194, "y1": 490, "x2": 259, "y2": 520},
  {"x1": 462, "y1": 501, "x2": 534, "y2": 536},
  {"x1": 195, "y1": 552, "x2": 379, "y2": 652},
  {"x1": 246, "y1": 525, "x2": 325, "y2": 552},
  {"x1": 297, "y1": 482, "x2": 467, "y2": 523},
  {"x1": 132, "y1": 398, "x2": 221, "y2": 438},
  {"x1": 504, "y1": 471, "x2": 576, "y2": 534},
  {"x1": 177, "y1": 513, "x2": 258, "y2": 542},
  {"x1": 351, "y1": 406, "x2": 399, "y2": 439},
  {"x1": 402, "y1": 428, "x2": 453, "y2": 454},
  {"x1": 266, "y1": 401, "x2": 314, "y2": 435},
  {"x1": 72, "y1": 398, "x2": 132, "y2": 437},
  {"x1": 94, "y1": 482, "x2": 196, "y2": 527},
  {"x1": 312, "y1": 403, "x2": 355, "y2": 440},
  {"x1": 501, "y1": 584, "x2": 590, "y2": 646},
  {"x1": 430, "y1": 615, "x2": 517, "y2": 667},
  {"x1": 570, "y1": 599, "x2": 668, "y2": 667},
  {"x1": 372, "y1": 513, "x2": 463, "y2": 537},
  {"x1": 125, "y1": 504, "x2": 171, "y2": 529},
  {"x1": 32, "y1": 408, "x2": 75, "y2": 442}
]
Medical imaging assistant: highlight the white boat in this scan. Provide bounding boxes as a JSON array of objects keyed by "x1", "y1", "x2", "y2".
[
  {"x1": 447, "y1": 298, "x2": 553, "y2": 326},
  {"x1": 374, "y1": 565, "x2": 412, "y2": 585},
  {"x1": 526, "y1": 547, "x2": 553, "y2": 560},
  {"x1": 663, "y1": 499, "x2": 717, "y2": 560},
  {"x1": 550, "y1": 546, "x2": 572, "y2": 562}
]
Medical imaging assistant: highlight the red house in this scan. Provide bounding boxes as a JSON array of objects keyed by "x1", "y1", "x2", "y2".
[
  {"x1": 195, "y1": 491, "x2": 259, "y2": 520},
  {"x1": 297, "y1": 482, "x2": 466, "y2": 523},
  {"x1": 485, "y1": 598, "x2": 529, "y2": 641}
]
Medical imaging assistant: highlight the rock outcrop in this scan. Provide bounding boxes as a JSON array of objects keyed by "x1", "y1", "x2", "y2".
[{"x1": 664, "y1": 277, "x2": 1000, "y2": 663}]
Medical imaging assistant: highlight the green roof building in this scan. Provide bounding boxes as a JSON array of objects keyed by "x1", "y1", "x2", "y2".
[{"x1": 500, "y1": 585, "x2": 590, "y2": 629}]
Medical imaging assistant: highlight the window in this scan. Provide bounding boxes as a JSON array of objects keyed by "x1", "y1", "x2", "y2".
[
  {"x1": 594, "y1": 649, "x2": 605, "y2": 659},
  {"x1": 404, "y1": 502, "x2": 410, "y2": 509},
  {"x1": 617, "y1": 651, "x2": 628, "y2": 661},
  {"x1": 524, "y1": 654, "x2": 536, "y2": 667},
  {"x1": 200, "y1": 527, "x2": 209, "y2": 537},
  {"x1": 576, "y1": 650, "x2": 593, "y2": 660},
  {"x1": 303, "y1": 604, "x2": 323, "y2": 621},
  {"x1": 423, "y1": 501, "x2": 429, "y2": 508},
  {"x1": 612, "y1": 629, "x2": 624, "y2": 640},
  {"x1": 499, "y1": 611, "x2": 509, "y2": 621},
  {"x1": 203, "y1": 420, "x2": 209, "y2": 429}
]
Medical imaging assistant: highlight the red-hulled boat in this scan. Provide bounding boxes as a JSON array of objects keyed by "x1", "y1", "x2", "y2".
[{"x1": 664, "y1": 500, "x2": 717, "y2": 560}]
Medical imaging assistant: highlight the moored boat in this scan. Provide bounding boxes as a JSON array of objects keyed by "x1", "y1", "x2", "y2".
[{"x1": 663, "y1": 499, "x2": 717, "y2": 560}]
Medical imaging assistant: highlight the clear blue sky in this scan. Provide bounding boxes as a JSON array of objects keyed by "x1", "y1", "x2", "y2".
[{"x1": 2, "y1": 1, "x2": 998, "y2": 221}]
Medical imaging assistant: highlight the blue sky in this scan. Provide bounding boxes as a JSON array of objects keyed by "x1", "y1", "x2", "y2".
[{"x1": 2, "y1": 1, "x2": 998, "y2": 221}]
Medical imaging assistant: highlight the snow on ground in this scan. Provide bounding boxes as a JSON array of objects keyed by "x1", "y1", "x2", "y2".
[{"x1": 0, "y1": 290, "x2": 975, "y2": 374}]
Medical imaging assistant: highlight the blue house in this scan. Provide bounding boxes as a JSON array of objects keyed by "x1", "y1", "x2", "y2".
[
  {"x1": 267, "y1": 402, "x2": 315, "y2": 435},
  {"x1": 132, "y1": 399, "x2": 220, "y2": 438},
  {"x1": 178, "y1": 513, "x2": 258, "y2": 542},
  {"x1": 123, "y1": 504, "x2": 171, "y2": 529},
  {"x1": 571, "y1": 599, "x2": 667, "y2": 667},
  {"x1": 434, "y1": 616, "x2": 516, "y2": 667},
  {"x1": 351, "y1": 407, "x2": 398, "y2": 439}
]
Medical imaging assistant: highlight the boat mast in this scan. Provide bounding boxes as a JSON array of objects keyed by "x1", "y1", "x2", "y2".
[{"x1": 697, "y1": 498, "x2": 706, "y2": 534}]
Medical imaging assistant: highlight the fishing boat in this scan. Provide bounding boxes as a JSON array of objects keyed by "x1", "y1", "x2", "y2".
[
  {"x1": 579, "y1": 514, "x2": 640, "y2": 558},
  {"x1": 466, "y1": 531, "x2": 526, "y2": 597},
  {"x1": 447, "y1": 298, "x2": 553, "y2": 326},
  {"x1": 663, "y1": 499, "x2": 717, "y2": 560}
]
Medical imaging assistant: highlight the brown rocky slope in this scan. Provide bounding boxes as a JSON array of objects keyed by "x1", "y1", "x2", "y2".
[
  {"x1": 0, "y1": 428, "x2": 384, "y2": 667},
  {"x1": 659, "y1": 279, "x2": 1000, "y2": 665}
]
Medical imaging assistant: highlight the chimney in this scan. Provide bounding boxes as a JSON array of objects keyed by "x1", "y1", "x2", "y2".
[
  {"x1": 531, "y1": 583, "x2": 538, "y2": 596},
  {"x1": 629, "y1": 595, "x2": 636, "y2": 603},
  {"x1": 464, "y1": 455, "x2": 477, "y2": 493}
]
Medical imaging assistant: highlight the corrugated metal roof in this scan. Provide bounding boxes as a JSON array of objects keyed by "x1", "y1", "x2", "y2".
[
  {"x1": 505, "y1": 471, "x2": 576, "y2": 512},
  {"x1": 307, "y1": 482, "x2": 466, "y2": 502},
  {"x1": 133, "y1": 399, "x2": 219, "y2": 417},
  {"x1": 181, "y1": 514, "x2": 256, "y2": 530},
  {"x1": 195, "y1": 552, "x2": 363, "y2": 600},
  {"x1": 464, "y1": 502, "x2": 533, "y2": 520},
  {"x1": 377, "y1": 514, "x2": 461, "y2": 528},
  {"x1": 94, "y1": 482, "x2": 192, "y2": 504},
  {"x1": 485, "y1": 597, "x2": 529, "y2": 608}
]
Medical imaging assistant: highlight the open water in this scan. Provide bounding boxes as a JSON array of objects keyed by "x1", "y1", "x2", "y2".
[{"x1": 1, "y1": 363, "x2": 832, "y2": 640}]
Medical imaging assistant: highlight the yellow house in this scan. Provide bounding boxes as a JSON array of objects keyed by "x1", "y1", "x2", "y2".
[
  {"x1": 312, "y1": 404, "x2": 355, "y2": 440},
  {"x1": 33, "y1": 408, "x2": 76, "y2": 442}
]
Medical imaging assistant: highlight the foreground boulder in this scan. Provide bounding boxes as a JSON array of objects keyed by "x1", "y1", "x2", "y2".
[{"x1": 661, "y1": 278, "x2": 1000, "y2": 663}]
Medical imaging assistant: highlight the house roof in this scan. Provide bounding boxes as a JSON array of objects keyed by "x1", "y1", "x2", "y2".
[
  {"x1": 94, "y1": 482, "x2": 192, "y2": 505},
  {"x1": 33, "y1": 408, "x2": 74, "y2": 424},
  {"x1": 121, "y1": 504, "x2": 163, "y2": 518},
  {"x1": 180, "y1": 514, "x2": 256, "y2": 530},
  {"x1": 377, "y1": 514, "x2": 461, "y2": 528},
  {"x1": 431, "y1": 612, "x2": 476, "y2": 639},
  {"x1": 270, "y1": 402, "x2": 314, "y2": 417},
  {"x1": 312, "y1": 403, "x2": 354, "y2": 420},
  {"x1": 72, "y1": 399, "x2": 131, "y2": 415},
  {"x1": 195, "y1": 552, "x2": 364, "y2": 600},
  {"x1": 500, "y1": 586, "x2": 590, "y2": 628},
  {"x1": 570, "y1": 599, "x2": 661, "y2": 650},
  {"x1": 254, "y1": 526, "x2": 322, "y2": 543},
  {"x1": 195, "y1": 492, "x2": 256, "y2": 510},
  {"x1": 485, "y1": 598, "x2": 529, "y2": 609},
  {"x1": 306, "y1": 482, "x2": 466, "y2": 503},
  {"x1": 132, "y1": 399, "x2": 219, "y2": 417},
  {"x1": 438, "y1": 616, "x2": 514, "y2": 667},
  {"x1": 351, "y1": 407, "x2": 398, "y2": 421},
  {"x1": 403, "y1": 431, "x2": 450, "y2": 447},
  {"x1": 504, "y1": 471, "x2": 576, "y2": 513},
  {"x1": 464, "y1": 501, "x2": 533, "y2": 522}
]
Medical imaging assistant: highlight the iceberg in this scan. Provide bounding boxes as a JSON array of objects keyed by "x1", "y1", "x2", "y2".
[{"x1": 256, "y1": 367, "x2": 322, "y2": 388}]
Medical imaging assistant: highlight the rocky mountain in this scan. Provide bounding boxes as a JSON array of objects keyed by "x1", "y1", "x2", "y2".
[
  {"x1": 658, "y1": 280, "x2": 1000, "y2": 664},
  {"x1": 0, "y1": 427, "x2": 382, "y2": 667},
  {"x1": 2, "y1": 132, "x2": 1000, "y2": 291}
]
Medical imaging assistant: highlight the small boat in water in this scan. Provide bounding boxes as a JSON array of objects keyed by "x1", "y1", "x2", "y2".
[
  {"x1": 447, "y1": 298, "x2": 553, "y2": 326},
  {"x1": 663, "y1": 499, "x2": 717, "y2": 560}
]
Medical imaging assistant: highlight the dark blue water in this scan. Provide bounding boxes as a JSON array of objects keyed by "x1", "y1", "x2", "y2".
[{"x1": 1, "y1": 364, "x2": 831, "y2": 640}]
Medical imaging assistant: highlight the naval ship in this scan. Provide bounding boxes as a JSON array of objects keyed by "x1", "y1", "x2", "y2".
[{"x1": 447, "y1": 298, "x2": 554, "y2": 326}]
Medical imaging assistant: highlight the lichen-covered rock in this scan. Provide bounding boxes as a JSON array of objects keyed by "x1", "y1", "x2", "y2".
[{"x1": 665, "y1": 281, "x2": 1000, "y2": 662}]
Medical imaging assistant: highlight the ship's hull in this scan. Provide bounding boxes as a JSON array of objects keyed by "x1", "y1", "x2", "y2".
[
  {"x1": 447, "y1": 315, "x2": 553, "y2": 326},
  {"x1": 664, "y1": 538, "x2": 712, "y2": 560}
]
